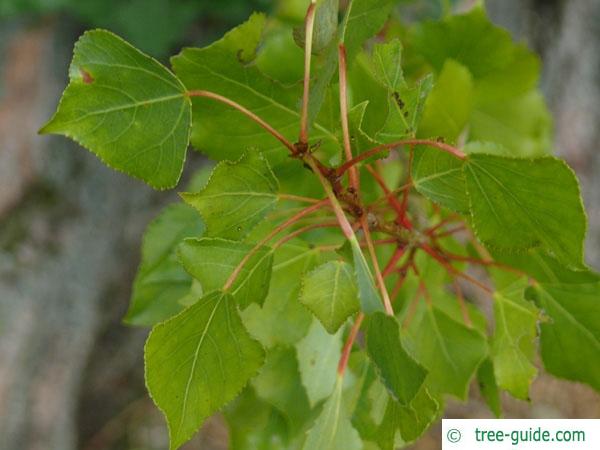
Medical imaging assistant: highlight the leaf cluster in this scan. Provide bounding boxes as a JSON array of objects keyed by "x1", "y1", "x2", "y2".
[{"x1": 41, "y1": 1, "x2": 599, "y2": 449}]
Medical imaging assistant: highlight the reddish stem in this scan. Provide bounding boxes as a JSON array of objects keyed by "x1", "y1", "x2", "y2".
[
  {"x1": 433, "y1": 225, "x2": 466, "y2": 239},
  {"x1": 336, "y1": 139, "x2": 467, "y2": 176},
  {"x1": 338, "y1": 44, "x2": 360, "y2": 191},
  {"x1": 337, "y1": 313, "x2": 364, "y2": 375},
  {"x1": 278, "y1": 193, "x2": 321, "y2": 204},
  {"x1": 365, "y1": 165, "x2": 412, "y2": 229},
  {"x1": 398, "y1": 145, "x2": 414, "y2": 228},
  {"x1": 187, "y1": 90, "x2": 295, "y2": 153},
  {"x1": 453, "y1": 279, "x2": 472, "y2": 327},
  {"x1": 420, "y1": 243, "x2": 493, "y2": 294},
  {"x1": 273, "y1": 221, "x2": 339, "y2": 249},
  {"x1": 382, "y1": 245, "x2": 406, "y2": 277}
]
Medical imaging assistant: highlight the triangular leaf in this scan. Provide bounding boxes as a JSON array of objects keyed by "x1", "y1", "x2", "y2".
[
  {"x1": 300, "y1": 260, "x2": 360, "y2": 333},
  {"x1": 40, "y1": 29, "x2": 191, "y2": 189},
  {"x1": 145, "y1": 291, "x2": 265, "y2": 449},
  {"x1": 181, "y1": 152, "x2": 279, "y2": 240}
]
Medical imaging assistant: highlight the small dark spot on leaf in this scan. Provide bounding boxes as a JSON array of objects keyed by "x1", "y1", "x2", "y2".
[
  {"x1": 392, "y1": 92, "x2": 405, "y2": 109},
  {"x1": 435, "y1": 136, "x2": 445, "y2": 143},
  {"x1": 80, "y1": 68, "x2": 94, "y2": 84},
  {"x1": 403, "y1": 110, "x2": 409, "y2": 118}
]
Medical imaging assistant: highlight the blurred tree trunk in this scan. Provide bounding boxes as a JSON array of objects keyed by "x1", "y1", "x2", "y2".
[{"x1": 0, "y1": 20, "x2": 160, "y2": 450}]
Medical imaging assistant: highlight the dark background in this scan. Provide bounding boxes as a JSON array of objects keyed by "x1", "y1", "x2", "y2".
[{"x1": 0, "y1": 0, "x2": 598, "y2": 449}]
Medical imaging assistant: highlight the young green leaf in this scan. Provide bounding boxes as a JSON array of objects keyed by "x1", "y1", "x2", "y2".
[
  {"x1": 181, "y1": 152, "x2": 278, "y2": 241},
  {"x1": 145, "y1": 290, "x2": 265, "y2": 450},
  {"x1": 125, "y1": 203, "x2": 204, "y2": 326},
  {"x1": 464, "y1": 154, "x2": 587, "y2": 269},
  {"x1": 491, "y1": 279, "x2": 539, "y2": 400},
  {"x1": 300, "y1": 260, "x2": 360, "y2": 334},
  {"x1": 406, "y1": 305, "x2": 487, "y2": 399},
  {"x1": 302, "y1": 377, "x2": 363, "y2": 450},
  {"x1": 527, "y1": 282, "x2": 600, "y2": 391},
  {"x1": 296, "y1": 320, "x2": 343, "y2": 407},
  {"x1": 178, "y1": 237, "x2": 273, "y2": 309},
  {"x1": 40, "y1": 29, "x2": 191, "y2": 189},
  {"x1": 418, "y1": 59, "x2": 474, "y2": 143},
  {"x1": 368, "y1": 40, "x2": 433, "y2": 143},
  {"x1": 366, "y1": 312, "x2": 427, "y2": 404}
]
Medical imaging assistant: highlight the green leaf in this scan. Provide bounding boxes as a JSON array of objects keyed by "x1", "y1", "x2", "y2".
[
  {"x1": 527, "y1": 282, "x2": 600, "y2": 391},
  {"x1": 125, "y1": 203, "x2": 204, "y2": 326},
  {"x1": 491, "y1": 278, "x2": 539, "y2": 400},
  {"x1": 242, "y1": 242, "x2": 318, "y2": 347},
  {"x1": 418, "y1": 59, "x2": 473, "y2": 143},
  {"x1": 296, "y1": 320, "x2": 343, "y2": 407},
  {"x1": 477, "y1": 359, "x2": 502, "y2": 418},
  {"x1": 413, "y1": 8, "x2": 538, "y2": 95},
  {"x1": 366, "y1": 312, "x2": 427, "y2": 404},
  {"x1": 171, "y1": 13, "x2": 339, "y2": 163},
  {"x1": 470, "y1": 90, "x2": 552, "y2": 157},
  {"x1": 225, "y1": 387, "x2": 298, "y2": 450},
  {"x1": 181, "y1": 152, "x2": 278, "y2": 241},
  {"x1": 353, "y1": 373, "x2": 440, "y2": 449},
  {"x1": 464, "y1": 154, "x2": 587, "y2": 269},
  {"x1": 300, "y1": 261, "x2": 360, "y2": 333},
  {"x1": 412, "y1": 145, "x2": 469, "y2": 213},
  {"x1": 40, "y1": 29, "x2": 191, "y2": 189},
  {"x1": 145, "y1": 290, "x2": 265, "y2": 450},
  {"x1": 252, "y1": 347, "x2": 312, "y2": 435},
  {"x1": 178, "y1": 237, "x2": 273, "y2": 309},
  {"x1": 406, "y1": 305, "x2": 487, "y2": 398},
  {"x1": 351, "y1": 236, "x2": 385, "y2": 314},
  {"x1": 368, "y1": 40, "x2": 433, "y2": 142},
  {"x1": 302, "y1": 377, "x2": 363, "y2": 450}
]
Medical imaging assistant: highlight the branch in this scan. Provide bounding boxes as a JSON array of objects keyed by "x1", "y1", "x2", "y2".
[
  {"x1": 186, "y1": 90, "x2": 295, "y2": 154},
  {"x1": 336, "y1": 138, "x2": 467, "y2": 176}
]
